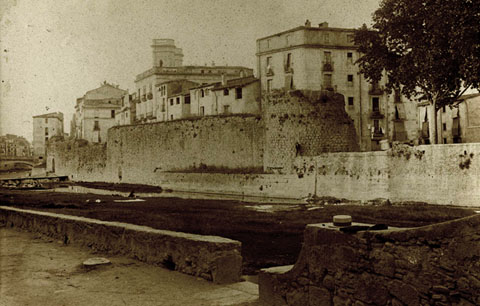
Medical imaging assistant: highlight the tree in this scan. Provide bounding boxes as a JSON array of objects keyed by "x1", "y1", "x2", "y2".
[{"x1": 354, "y1": 0, "x2": 480, "y2": 143}]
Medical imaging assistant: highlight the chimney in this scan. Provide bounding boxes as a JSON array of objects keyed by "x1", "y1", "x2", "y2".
[
  {"x1": 305, "y1": 19, "x2": 311, "y2": 27},
  {"x1": 319, "y1": 22, "x2": 328, "y2": 28}
]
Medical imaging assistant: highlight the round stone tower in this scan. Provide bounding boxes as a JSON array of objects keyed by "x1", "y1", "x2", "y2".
[{"x1": 151, "y1": 39, "x2": 183, "y2": 67}]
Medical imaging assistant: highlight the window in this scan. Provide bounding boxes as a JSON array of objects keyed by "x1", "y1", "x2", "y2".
[
  {"x1": 111, "y1": 110, "x2": 115, "y2": 118},
  {"x1": 443, "y1": 138, "x2": 447, "y2": 144},
  {"x1": 442, "y1": 105, "x2": 446, "y2": 112},
  {"x1": 235, "y1": 87, "x2": 242, "y2": 99},
  {"x1": 323, "y1": 33, "x2": 329, "y2": 43},
  {"x1": 372, "y1": 97, "x2": 380, "y2": 111},
  {"x1": 347, "y1": 52, "x2": 353, "y2": 63},
  {"x1": 185, "y1": 96, "x2": 191, "y2": 104},
  {"x1": 224, "y1": 89, "x2": 229, "y2": 96},
  {"x1": 171, "y1": 115, "x2": 173, "y2": 120},
  {"x1": 224, "y1": 105, "x2": 230, "y2": 114},
  {"x1": 201, "y1": 89, "x2": 205, "y2": 97},
  {"x1": 176, "y1": 97, "x2": 180, "y2": 104},
  {"x1": 324, "y1": 51, "x2": 332, "y2": 63},
  {"x1": 286, "y1": 35, "x2": 290, "y2": 45},
  {"x1": 348, "y1": 97, "x2": 354, "y2": 106},
  {"x1": 323, "y1": 74, "x2": 332, "y2": 88},
  {"x1": 170, "y1": 99, "x2": 174, "y2": 106},
  {"x1": 45, "y1": 118, "x2": 48, "y2": 124},
  {"x1": 45, "y1": 136, "x2": 48, "y2": 142},
  {"x1": 347, "y1": 34, "x2": 354, "y2": 43},
  {"x1": 45, "y1": 127, "x2": 48, "y2": 136},
  {"x1": 200, "y1": 106, "x2": 205, "y2": 116},
  {"x1": 347, "y1": 74, "x2": 354, "y2": 86},
  {"x1": 94, "y1": 121, "x2": 100, "y2": 131},
  {"x1": 266, "y1": 56, "x2": 273, "y2": 74},
  {"x1": 267, "y1": 79, "x2": 273, "y2": 92},
  {"x1": 267, "y1": 39, "x2": 271, "y2": 48},
  {"x1": 286, "y1": 53, "x2": 292, "y2": 70},
  {"x1": 443, "y1": 123, "x2": 447, "y2": 131}
]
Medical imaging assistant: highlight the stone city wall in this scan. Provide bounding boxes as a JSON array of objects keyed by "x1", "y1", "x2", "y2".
[
  {"x1": 0, "y1": 206, "x2": 242, "y2": 284},
  {"x1": 263, "y1": 90, "x2": 359, "y2": 173},
  {"x1": 105, "y1": 114, "x2": 265, "y2": 184},
  {"x1": 295, "y1": 143, "x2": 480, "y2": 206},
  {"x1": 48, "y1": 139, "x2": 107, "y2": 182},
  {"x1": 259, "y1": 214, "x2": 480, "y2": 305}
]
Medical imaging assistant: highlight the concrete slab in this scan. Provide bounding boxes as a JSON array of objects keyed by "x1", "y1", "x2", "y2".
[{"x1": 0, "y1": 228, "x2": 261, "y2": 306}]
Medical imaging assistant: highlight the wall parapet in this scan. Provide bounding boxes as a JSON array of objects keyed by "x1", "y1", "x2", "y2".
[
  {"x1": 259, "y1": 214, "x2": 480, "y2": 305},
  {"x1": 0, "y1": 206, "x2": 242, "y2": 284}
]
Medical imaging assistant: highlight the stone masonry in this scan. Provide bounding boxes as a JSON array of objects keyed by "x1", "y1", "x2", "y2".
[
  {"x1": 259, "y1": 215, "x2": 480, "y2": 305},
  {"x1": 263, "y1": 90, "x2": 359, "y2": 173}
]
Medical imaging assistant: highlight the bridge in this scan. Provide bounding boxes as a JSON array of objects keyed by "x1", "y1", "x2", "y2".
[{"x1": 0, "y1": 157, "x2": 39, "y2": 171}]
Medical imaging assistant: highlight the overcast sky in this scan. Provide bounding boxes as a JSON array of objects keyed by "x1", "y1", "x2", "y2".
[{"x1": 0, "y1": 0, "x2": 381, "y2": 141}]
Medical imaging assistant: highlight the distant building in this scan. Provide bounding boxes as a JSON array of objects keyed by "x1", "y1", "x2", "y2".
[
  {"x1": 132, "y1": 39, "x2": 254, "y2": 123},
  {"x1": 0, "y1": 134, "x2": 31, "y2": 158},
  {"x1": 417, "y1": 93, "x2": 480, "y2": 144},
  {"x1": 256, "y1": 22, "x2": 418, "y2": 151},
  {"x1": 32, "y1": 112, "x2": 64, "y2": 159},
  {"x1": 73, "y1": 82, "x2": 127, "y2": 143}
]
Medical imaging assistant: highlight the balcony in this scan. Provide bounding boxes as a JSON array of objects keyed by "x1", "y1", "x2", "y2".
[
  {"x1": 141, "y1": 94, "x2": 147, "y2": 102},
  {"x1": 284, "y1": 65, "x2": 294, "y2": 73},
  {"x1": 371, "y1": 130, "x2": 385, "y2": 140},
  {"x1": 322, "y1": 61, "x2": 334, "y2": 72},
  {"x1": 321, "y1": 85, "x2": 336, "y2": 92},
  {"x1": 369, "y1": 84, "x2": 384, "y2": 95},
  {"x1": 370, "y1": 110, "x2": 384, "y2": 119},
  {"x1": 147, "y1": 92, "x2": 153, "y2": 100}
]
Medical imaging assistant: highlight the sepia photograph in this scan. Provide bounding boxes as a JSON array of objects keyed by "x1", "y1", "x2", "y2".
[{"x1": 0, "y1": 0, "x2": 479, "y2": 305}]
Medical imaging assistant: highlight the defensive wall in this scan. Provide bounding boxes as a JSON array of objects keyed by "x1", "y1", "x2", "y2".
[
  {"x1": 47, "y1": 90, "x2": 480, "y2": 206},
  {"x1": 48, "y1": 139, "x2": 107, "y2": 182},
  {"x1": 263, "y1": 90, "x2": 358, "y2": 173},
  {"x1": 259, "y1": 214, "x2": 480, "y2": 305},
  {"x1": 0, "y1": 206, "x2": 242, "y2": 284},
  {"x1": 295, "y1": 142, "x2": 480, "y2": 206},
  {"x1": 106, "y1": 114, "x2": 265, "y2": 184}
]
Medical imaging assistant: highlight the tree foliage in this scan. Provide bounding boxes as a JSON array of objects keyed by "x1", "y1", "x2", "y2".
[{"x1": 355, "y1": 0, "x2": 480, "y2": 109}]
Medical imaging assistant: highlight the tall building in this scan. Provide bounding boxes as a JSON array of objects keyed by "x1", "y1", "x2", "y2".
[
  {"x1": 133, "y1": 39, "x2": 254, "y2": 123},
  {"x1": 256, "y1": 22, "x2": 418, "y2": 151},
  {"x1": 73, "y1": 81, "x2": 127, "y2": 143},
  {"x1": 32, "y1": 112, "x2": 64, "y2": 159}
]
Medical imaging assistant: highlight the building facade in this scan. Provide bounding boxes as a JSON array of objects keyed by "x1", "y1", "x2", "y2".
[
  {"x1": 190, "y1": 76, "x2": 261, "y2": 117},
  {"x1": 0, "y1": 134, "x2": 31, "y2": 158},
  {"x1": 73, "y1": 82, "x2": 127, "y2": 143},
  {"x1": 32, "y1": 112, "x2": 64, "y2": 159},
  {"x1": 417, "y1": 93, "x2": 480, "y2": 144},
  {"x1": 256, "y1": 22, "x2": 417, "y2": 151},
  {"x1": 132, "y1": 39, "x2": 254, "y2": 123}
]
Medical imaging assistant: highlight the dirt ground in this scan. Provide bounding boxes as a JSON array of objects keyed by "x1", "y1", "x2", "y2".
[
  {"x1": 0, "y1": 186, "x2": 476, "y2": 274},
  {"x1": 0, "y1": 228, "x2": 260, "y2": 306}
]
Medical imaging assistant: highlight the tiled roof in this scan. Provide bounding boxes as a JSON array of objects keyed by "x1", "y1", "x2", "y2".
[{"x1": 212, "y1": 76, "x2": 259, "y2": 91}]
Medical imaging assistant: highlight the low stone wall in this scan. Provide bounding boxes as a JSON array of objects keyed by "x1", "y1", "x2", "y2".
[
  {"x1": 259, "y1": 215, "x2": 480, "y2": 305},
  {"x1": 0, "y1": 206, "x2": 242, "y2": 284}
]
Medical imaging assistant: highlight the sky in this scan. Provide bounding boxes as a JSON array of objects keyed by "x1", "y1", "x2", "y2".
[{"x1": 0, "y1": 0, "x2": 381, "y2": 141}]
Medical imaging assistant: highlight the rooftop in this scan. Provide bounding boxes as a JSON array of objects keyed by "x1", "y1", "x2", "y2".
[
  {"x1": 33, "y1": 112, "x2": 64, "y2": 120},
  {"x1": 257, "y1": 24, "x2": 355, "y2": 42}
]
